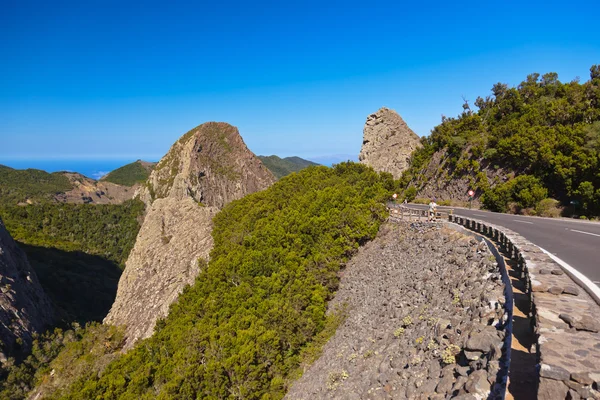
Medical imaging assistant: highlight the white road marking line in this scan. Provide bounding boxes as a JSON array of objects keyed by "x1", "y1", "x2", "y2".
[
  {"x1": 513, "y1": 220, "x2": 534, "y2": 224},
  {"x1": 570, "y1": 229, "x2": 600, "y2": 238},
  {"x1": 540, "y1": 247, "x2": 600, "y2": 304},
  {"x1": 473, "y1": 214, "x2": 486, "y2": 217}
]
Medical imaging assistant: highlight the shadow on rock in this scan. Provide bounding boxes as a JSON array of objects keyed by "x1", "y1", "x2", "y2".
[{"x1": 18, "y1": 242, "x2": 122, "y2": 327}]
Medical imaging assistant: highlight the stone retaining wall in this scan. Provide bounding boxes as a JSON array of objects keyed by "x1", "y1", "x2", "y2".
[{"x1": 449, "y1": 215, "x2": 600, "y2": 399}]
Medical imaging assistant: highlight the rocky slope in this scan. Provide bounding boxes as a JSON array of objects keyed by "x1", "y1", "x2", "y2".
[
  {"x1": 0, "y1": 217, "x2": 54, "y2": 361},
  {"x1": 105, "y1": 122, "x2": 276, "y2": 348},
  {"x1": 55, "y1": 172, "x2": 137, "y2": 204},
  {"x1": 285, "y1": 222, "x2": 508, "y2": 399},
  {"x1": 358, "y1": 107, "x2": 422, "y2": 180}
]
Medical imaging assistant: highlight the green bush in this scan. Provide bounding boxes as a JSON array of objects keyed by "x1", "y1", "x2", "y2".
[
  {"x1": 403, "y1": 187, "x2": 417, "y2": 202},
  {"x1": 535, "y1": 198, "x2": 562, "y2": 218},
  {"x1": 482, "y1": 175, "x2": 547, "y2": 212}
]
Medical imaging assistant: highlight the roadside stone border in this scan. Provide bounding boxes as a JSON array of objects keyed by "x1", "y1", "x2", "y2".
[{"x1": 449, "y1": 214, "x2": 600, "y2": 399}]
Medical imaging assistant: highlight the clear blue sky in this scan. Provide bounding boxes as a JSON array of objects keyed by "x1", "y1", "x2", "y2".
[{"x1": 1, "y1": 0, "x2": 599, "y2": 164}]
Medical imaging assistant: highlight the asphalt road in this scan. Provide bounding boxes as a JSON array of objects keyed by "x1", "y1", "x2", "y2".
[{"x1": 407, "y1": 204, "x2": 600, "y2": 286}]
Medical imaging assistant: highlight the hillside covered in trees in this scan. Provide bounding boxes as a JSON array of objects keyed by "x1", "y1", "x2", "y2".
[
  {"x1": 0, "y1": 200, "x2": 145, "y2": 325},
  {"x1": 258, "y1": 155, "x2": 319, "y2": 179},
  {"x1": 0, "y1": 166, "x2": 73, "y2": 205},
  {"x1": 1, "y1": 163, "x2": 392, "y2": 399},
  {"x1": 401, "y1": 65, "x2": 600, "y2": 218},
  {"x1": 101, "y1": 160, "x2": 156, "y2": 186}
]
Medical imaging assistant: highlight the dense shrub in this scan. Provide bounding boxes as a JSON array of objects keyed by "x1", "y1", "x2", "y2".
[
  {"x1": 535, "y1": 198, "x2": 562, "y2": 218},
  {"x1": 403, "y1": 186, "x2": 417, "y2": 202},
  {"x1": 0, "y1": 324, "x2": 125, "y2": 400},
  {"x1": 481, "y1": 175, "x2": 547, "y2": 212}
]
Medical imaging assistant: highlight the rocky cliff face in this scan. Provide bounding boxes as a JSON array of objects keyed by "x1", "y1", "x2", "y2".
[
  {"x1": 105, "y1": 122, "x2": 276, "y2": 348},
  {"x1": 0, "y1": 217, "x2": 54, "y2": 361},
  {"x1": 358, "y1": 107, "x2": 422, "y2": 179},
  {"x1": 137, "y1": 122, "x2": 275, "y2": 208}
]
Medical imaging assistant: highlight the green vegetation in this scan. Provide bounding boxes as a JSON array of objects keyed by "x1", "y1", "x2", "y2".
[
  {"x1": 0, "y1": 323, "x2": 125, "y2": 400},
  {"x1": 0, "y1": 200, "x2": 144, "y2": 267},
  {"x1": 0, "y1": 166, "x2": 73, "y2": 205},
  {"x1": 101, "y1": 161, "x2": 155, "y2": 187},
  {"x1": 0, "y1": 200, "x2": 144, "y2": 324},
  {"x1": 26, "y1": 163, "x2": 390, "y2": 399},
  {"x1": 258, "y1": 155, "x2": 319, "y2": 179},
  {"x1": 402, "y1": 65, "x2": 600, "y2": 216}
]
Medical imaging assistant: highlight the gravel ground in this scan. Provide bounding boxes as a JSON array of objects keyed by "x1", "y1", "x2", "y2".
[{"x1": 285, "y1": 221, "x2": 508, "y2": 400}]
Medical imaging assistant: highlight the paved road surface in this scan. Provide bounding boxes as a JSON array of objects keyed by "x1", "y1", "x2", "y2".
[{"x1": 407, "y1": 204, "x2": 600, "y2": 286}]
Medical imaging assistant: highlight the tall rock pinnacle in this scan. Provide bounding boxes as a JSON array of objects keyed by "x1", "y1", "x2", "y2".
[
  {"x1": 105, "y1": 122, "x2": 276, "y2": 348},
  {"x1": 358, "y1": 107, "x2": 422, "y2": 179}
]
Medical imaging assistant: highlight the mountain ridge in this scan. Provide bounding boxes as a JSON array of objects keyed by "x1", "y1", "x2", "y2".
[{"x1": 258, "y1": 155, "x2": 319, "y2": 179}]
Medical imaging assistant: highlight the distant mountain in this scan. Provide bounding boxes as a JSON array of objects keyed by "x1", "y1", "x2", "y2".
[
  {"x1": 258, "y1": 155, "x2": 319, "y2": 179},
  {"x1": 0, "y1": 165, "x2": 74, "y2": 205},
  {"x1": 0, "y1": 164, "x2": 139, "y2": 206},
  {"x1": 101, "y1": 160, "x2": 156, "y2": 187}
]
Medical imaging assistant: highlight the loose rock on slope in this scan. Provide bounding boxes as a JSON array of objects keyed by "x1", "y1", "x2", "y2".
[
  {"x1": 358, "y1": 107, "x2": 422, "y2": 180},
  {"x1": 285, "y1": 222, "x2": 507, "y2": 399},
  {"x1": 0, "y1": 217, "x2": 54, "y2": 362},
  {"x1": 105, "y1": 122, "x2": 276, "y2": 348}
]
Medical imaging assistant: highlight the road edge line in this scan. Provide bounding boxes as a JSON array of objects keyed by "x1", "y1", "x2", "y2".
[{"x1": 538, "y1": 247, "x2": 600, "y2": 305}]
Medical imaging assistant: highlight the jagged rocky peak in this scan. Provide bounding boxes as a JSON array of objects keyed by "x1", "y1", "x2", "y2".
[
  {"x1": 0, "y1": 217, "x2": 54, "y2": 362},
  {"x1": 106, "y1": 122, "x2": 275, "y2": 349},
  {"x1": 358, "y1": 107, "x2": 422, "y2": 179},
  {"x1": 138, "y1": 122, "x2": 276, "y2": 208}
]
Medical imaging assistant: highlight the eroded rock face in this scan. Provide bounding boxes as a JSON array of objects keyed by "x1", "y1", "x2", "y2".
[
  {"x1": 0, "y1": 217, "x2": 54, "y2": 361},
  {"x1": 358, "y1": 107, "x2": 422, "y2": 179},
  {"x1": 104, "y1": 197, "x2": 217, "y2": 348},
  {"x1": 105, "y1": 122, "x2": 276, "y2": 348},
  {"x1": 137, "y1": 122, "x2": 275, "y2": 209}
]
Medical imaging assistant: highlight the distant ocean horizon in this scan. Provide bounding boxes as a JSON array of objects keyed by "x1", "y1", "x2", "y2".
[{"x1": 0, "y1": 159, "x2": 157, "y2": 180}]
